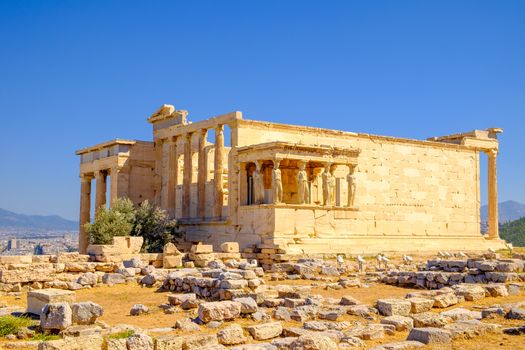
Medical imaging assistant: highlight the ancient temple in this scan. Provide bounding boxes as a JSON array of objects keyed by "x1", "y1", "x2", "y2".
[{"x1": 76, "y1": 105, "x2": 506, "y2": 254}]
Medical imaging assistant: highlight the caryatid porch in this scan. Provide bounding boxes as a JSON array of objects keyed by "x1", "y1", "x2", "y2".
[{"x1": 236, "y1": 142, "x2": 360, "y2": 208}]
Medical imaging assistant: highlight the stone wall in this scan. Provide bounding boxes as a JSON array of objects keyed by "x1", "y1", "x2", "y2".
[{"x1": 235, "y1": 120, "x2": 481, "y2": 240}]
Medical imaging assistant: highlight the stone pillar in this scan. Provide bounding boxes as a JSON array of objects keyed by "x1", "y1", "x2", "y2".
[
  {"x1": 214, "y1": 124, "x2": 225, "y2": 219},
  {"x1": 79, "y1": 174, "x2": 92, "y2": 254},
  {"x1": 487, "y1": 149, "x2": 499, "y2": 239},
  {"x1": 94, "y1": 170, "x2": 107, "y2": 211},
  {"x1": 272, "y1": 159, "x2": 283, "y2": 204},
  {"x1": 109, "y1": 166, "x2": 121, "y2": 206},
  {"x1": 228, "y1": 124, "x2": 240, "y2": 225},
  {"x1": 182, "y1": 132, "x2": 193, "y2": 218},
  {"x1": 153, "y1": 139, "x2": 164, "y2": 206},
  {"x1": 197, "y1": 129, "x2": 208, "y2": 219},
  {"x1": 167, "y1": 136, "x2": 178, "y2": 218}
]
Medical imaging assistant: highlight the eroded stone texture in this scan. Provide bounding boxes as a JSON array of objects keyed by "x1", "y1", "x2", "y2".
[
  {"x1": 40, "y1": 303, "x2": 72, "y2": 331},
  {"x1": 407, "y1": 328, "x2": 452, "y2": 344},
  {"x1": 217, "y1": 324, "x2": 247, "y2": 345},
  {"x1": 246, "y1": 322, "x2": 283, "y2": 340},
  {"x1": 377, "y1": 299, "x2": 411, "y2": 316},
  {"x1": 71, "y1": 302, "x2": 103, "y2": 325},
  {"x1": 198, "y1": 301, "x2": 242, "y2": 323}
]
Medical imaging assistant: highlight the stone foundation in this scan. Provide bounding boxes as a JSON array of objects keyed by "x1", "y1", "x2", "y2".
[{"x1": 383, "y1": 257, "x2": 525, "y2": 289}]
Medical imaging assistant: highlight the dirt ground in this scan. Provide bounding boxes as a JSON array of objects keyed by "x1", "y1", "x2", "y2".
[{"x1": 1, "y1": 280, "x2": 524, "y2": 349}]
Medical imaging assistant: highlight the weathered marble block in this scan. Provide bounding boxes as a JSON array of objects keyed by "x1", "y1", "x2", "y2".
[{"x1": 27, "y1": 288, "x2": 76, "y2": 315}]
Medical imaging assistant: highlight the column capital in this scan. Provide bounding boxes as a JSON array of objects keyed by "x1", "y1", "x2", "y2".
[
  {"x1": 486, "y1": 148, "x2": 499, "y2": 157},
  {"x1": 80, "y1": 173, "x2": 93, "y2": 182},
  {"x1": 110, "y1": 165, "x2": 129, "y2": 174},
  {"x1": 215, "y1": 124, "x2": 224, "y2": 133},
  {"x1": 155, "y1": 138, "x2": 166, "y2": 146},
  {"x1": 94, "y1": 170, "x2": 107, "y2": 178}
]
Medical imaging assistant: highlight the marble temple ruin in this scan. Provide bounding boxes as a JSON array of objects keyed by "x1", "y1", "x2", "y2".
[{"x1": 76, "y1": 105, "x2": 506, "y2": 255}]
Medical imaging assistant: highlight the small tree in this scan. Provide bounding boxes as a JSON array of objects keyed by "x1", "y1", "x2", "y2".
[
  {"x1": 132, "y1": 200, "x2": 178, "y2": 253},
  {"x1": 85, "y1": 198, "x2": 135, "y2": 245}
]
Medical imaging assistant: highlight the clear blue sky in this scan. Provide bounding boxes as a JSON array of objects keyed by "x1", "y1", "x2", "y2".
[{"x1": 0, "y1": 1, "x2": 523, "y2": 220}]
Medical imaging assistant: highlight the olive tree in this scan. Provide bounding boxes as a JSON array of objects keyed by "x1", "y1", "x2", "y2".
[
  {"x1": 85, "y1": 198, "x2": 180, "y2": 252},
  {"x1": 85, "y1": 198, "x2": 135, "y2": 245},
  {"x1": 131, "y1": 200, "x2": 178, "y2": 253}
]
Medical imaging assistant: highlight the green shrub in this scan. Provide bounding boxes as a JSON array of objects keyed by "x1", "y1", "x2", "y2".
[
  {"x1": 109, "y1": 329, "x2": 135, "y2": 339},
  {"x1": 85, "y1": 198, "x2": 135, "y2": 244},
  {"x1": 0, "y1": 315, "x2": 34, "y2": 337},
  {"x1": 85, "y1": 198, "x2": 181, "y2": 252},
  {"x1": 32, "y1": 333, "x2": 61, "y2": 341},
  {"x1": 132, "y1": 200, "x2": 178, "y2": 253}
]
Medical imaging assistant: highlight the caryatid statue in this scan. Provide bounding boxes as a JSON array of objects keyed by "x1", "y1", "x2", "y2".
[
  {"x1": 272, "y1": 160, "x2": 283, "y2": 204},
  {"x1": 330, "y1": 164, "x2": 337, "y2": 205},
  {"x1": 322, "y1": 163, "x2": 332, "y2": 206},
  {"x1": 252, "y1": 161, "x2": 265, "y2": 204},
  {"x1": 296, "y1": 161, "x2": 309, "y2": 204},
  {"x1": 347, "y1": 165, "x2": 356, "y2": 207}
]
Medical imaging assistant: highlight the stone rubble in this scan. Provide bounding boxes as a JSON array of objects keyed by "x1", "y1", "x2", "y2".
[
  {"x1": 1, "y1": 250, "x2": 524, "y2": 350},
  {"x1": 382, "y1": 257, "x2": 525, "y2": 289}
]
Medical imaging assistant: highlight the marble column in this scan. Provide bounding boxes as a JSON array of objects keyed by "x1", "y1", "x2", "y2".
[
  {"x1": 167, "y1": 136, "x2": 178, "y2": 218},
  {"x1": 214, "y1": 124, "x2": 224, "y2": 219},
  {"x1": 95, "y1": 170, "x2": 107, "y2": 211},
  {"x1": 79, "y1": 174, "x2": 92, "y2": 254},
  {"x1": 182, "y1": 132, "x2": 193, "y2": 218},
  {"x1": 109, "y1": 166, "x2": 121, "y2": 206},
  {"x1": 272, "y1": 159, "x2": 283, "y2": 204},
  {"x1": 228, "y1": 124, "x2": 239, "y2": 225},
  {"x1": 487, "y1": 149, "x2": 499, "y2": 239},
  {"x1": 153, "y1": 139, "x2": 164, "y2": 206},
  {"x1": 198, "y1": 129, "x2": 208, "y2": 219}
]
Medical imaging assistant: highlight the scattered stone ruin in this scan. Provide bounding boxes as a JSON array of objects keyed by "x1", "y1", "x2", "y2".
[{"x1": 1, "y1": 245, "x2": 524, "y2": 350}]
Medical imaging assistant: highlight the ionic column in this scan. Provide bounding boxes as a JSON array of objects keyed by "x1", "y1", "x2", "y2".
[
  {"x1": 153, "y1": 139, "x2": 165, "y2": 207},
  {"x1": 214, "y1": 125, "x2": 225, "y2": 219},
  {"x1": 487, "y1": 149, "x2": 499, "y2": 239},
  {"x1": 79, "y1": 174, "x2": 92, "y2": 254},
  {"x1": 167, "y1": 136, "x2": 178, "y2": 218},
  {"x1": 109, "y1": 166, "x2": 121, "y2": 205},
  {"x1": 182, "y1": 132, "x2": 193, "y2": 218},
  {"x1": 197, "y1": 129, "x2": 208, "y2": 219},
  {"x1": 94, "y1": 170, "x2": 107, "y2": 211}
]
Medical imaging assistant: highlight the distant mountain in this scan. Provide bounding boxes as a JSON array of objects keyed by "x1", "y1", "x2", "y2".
[
  {"x1": 0, "y1": 208, "x2": 78, "y2": 231},
  {"x1": 480, "y1": 200, "x2": 525, "y2": 223}
]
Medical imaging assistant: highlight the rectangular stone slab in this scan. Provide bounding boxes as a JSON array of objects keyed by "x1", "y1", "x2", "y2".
[{"x1": 27, "y1": 288, "x2": 76, "y2": 315}]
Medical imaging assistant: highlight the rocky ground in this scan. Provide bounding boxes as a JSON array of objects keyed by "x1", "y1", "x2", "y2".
[{"x1": 0, "y1": 251, "x2": 524, "y2": 349}]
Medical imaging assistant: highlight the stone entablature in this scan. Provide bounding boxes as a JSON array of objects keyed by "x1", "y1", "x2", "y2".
[
  {"x1": 76, "y1": 104, "x2": 506, "y2": 254},
  {"x1": 77, "y1": 139, "x2": 136, "y2": 164}
]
